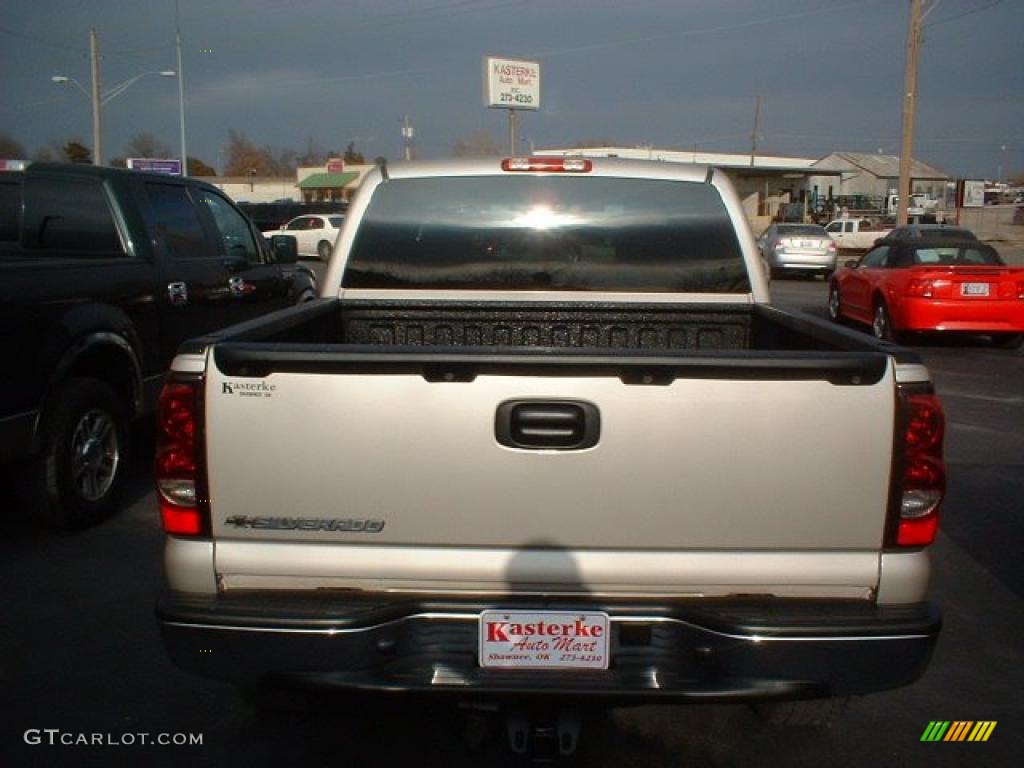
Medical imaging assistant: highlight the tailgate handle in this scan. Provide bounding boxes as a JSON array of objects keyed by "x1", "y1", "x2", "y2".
[{"x1": 496, "y1": 400, "x2": 600, "y2": 451}]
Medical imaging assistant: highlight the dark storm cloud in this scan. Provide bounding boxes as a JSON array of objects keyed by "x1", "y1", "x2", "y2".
[{"x1": 1, "y1": 0, "x2": 1021, "y2": 178}]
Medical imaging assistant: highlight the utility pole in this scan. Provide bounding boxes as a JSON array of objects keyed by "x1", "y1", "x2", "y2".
[
  {"x1": 508, "y1": 109, "x2": 518, "y2": 155},
  {"x1": 401, "y1": 115, "x2": 414, "y2": 161},
  {"x1": 897, "y1": 0, "x2": 924, "y2": 226},
  {"x1": 90, "y1": 28, "x2": 102, "y2": 165},
  {"x1": 749, "y1": 95, "x2": 762, "y2": 167}
]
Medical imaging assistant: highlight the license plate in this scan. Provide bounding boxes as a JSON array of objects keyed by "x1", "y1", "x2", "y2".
[
  {"x1": 961, "y1": 282, "x2": 990, "y2": 296},
  {"x1": 479, "y1": 610, "x2": 610, "y2": 669}
]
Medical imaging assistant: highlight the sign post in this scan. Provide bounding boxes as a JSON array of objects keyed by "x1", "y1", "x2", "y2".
[{"x1": 483, "y1": 57, "x2": 541, "y2": 155}]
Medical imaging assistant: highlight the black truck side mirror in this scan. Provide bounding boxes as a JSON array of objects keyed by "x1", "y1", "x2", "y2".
[{"x1": 269, "y1": 234, "x2": 298, "y2": 264}]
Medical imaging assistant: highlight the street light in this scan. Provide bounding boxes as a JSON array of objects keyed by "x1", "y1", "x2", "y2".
[
  {"x1": 51, "y1": 29, "x2": 176, "y2": 166},
  {"x1": 50, "y1": 75, "x2": 90, "y2": 97},
  {"x1": 99, "y1": 71, "x2": 176, "y2": 104},
  {"x1": 52, "y1": 69, "x2": 176, "y2": 166}
]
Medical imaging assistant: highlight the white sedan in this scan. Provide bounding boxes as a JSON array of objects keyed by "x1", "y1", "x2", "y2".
[{"x1": 263, "y1": 214, "x2": 344, "y2": 260}]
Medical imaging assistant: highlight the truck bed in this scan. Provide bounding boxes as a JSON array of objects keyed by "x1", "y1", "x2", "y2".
[{"x1": 203, "y1": 297, "x2": 898, "y2": 369}]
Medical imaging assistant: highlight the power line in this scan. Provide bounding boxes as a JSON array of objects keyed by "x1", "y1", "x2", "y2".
[
  {"x1": 168, "y1": 0, "x2": 524, "y2": 43},
  {"x1": 925, "y1": 0, "x2": 1004, "y2": 28},
  {"x1": 532, "y1": 0, "x2": 889, "y2": 59},
  {"x1": 105, "y1": 42, "x2": 177, "y2": 57},
  {"x1": 166, "y1": 0, "x2": 894, "y2": 92}
]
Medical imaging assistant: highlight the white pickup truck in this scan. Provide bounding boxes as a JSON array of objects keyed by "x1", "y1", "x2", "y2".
[
  {"x1": 155, "y1": 158, "x2": 944, "y2": 753},
  {"x1": 824, "y1": 218, "x2": 893, "y2": 251}
]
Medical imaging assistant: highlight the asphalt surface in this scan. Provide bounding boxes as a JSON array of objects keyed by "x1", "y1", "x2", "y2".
[{"x1": 1, "y1": 276, "x2": 1021, "y2": 767}]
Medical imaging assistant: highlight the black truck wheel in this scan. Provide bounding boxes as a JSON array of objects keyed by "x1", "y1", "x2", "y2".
[{"x1": 29, "y1": 377, "x2": 131, "y2": 529}]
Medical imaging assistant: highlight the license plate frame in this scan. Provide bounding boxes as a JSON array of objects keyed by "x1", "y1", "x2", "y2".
[
  {"x1": 479, "y1": 610, "x2": 610, "y2": 670},
  {"x1": 961, "y1": 282, "x2": 990, "y2": 297}
]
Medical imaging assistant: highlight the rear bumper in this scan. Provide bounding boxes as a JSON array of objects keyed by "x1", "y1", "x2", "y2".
[
  {"x1": 898, "y1": 298, "x2": 1024, "y2": 333},
  {"x1": 158, "y1": 593, "x2": 940, "y2": 702},
  {"x1": 766, "y1": 252, "x2": 836, "y2": 273}
]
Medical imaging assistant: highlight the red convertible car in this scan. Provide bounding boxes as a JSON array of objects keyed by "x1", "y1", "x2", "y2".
[{"x1": 828, "y1": 238, "x2": 1024, "y2": 348}]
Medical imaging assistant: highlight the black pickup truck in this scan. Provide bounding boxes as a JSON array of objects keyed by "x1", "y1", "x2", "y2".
[{"x1": 0, "y1": 162, "x2": 315, "y2": 528}]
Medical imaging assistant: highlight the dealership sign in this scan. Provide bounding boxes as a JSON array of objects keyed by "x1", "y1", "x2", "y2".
[
  {"x1": 483, "y1": 56, "x2": 541, "y2": 111},
  {"x1": 127, "y1": 158, "x2": 182, "y2": 175}
]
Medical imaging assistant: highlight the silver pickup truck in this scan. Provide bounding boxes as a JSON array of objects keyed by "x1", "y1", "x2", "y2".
[{"x1": 156, "y1": 157, "x2": 944, "y2": 746}]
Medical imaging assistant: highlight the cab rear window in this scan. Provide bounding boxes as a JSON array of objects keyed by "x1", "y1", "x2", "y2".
[
  {"x1": 344, "y1": 176, "x2": 749, "y2": 293},
  {"x1": 913, "y1": 246, "x2": 1003, "y2": 266}
]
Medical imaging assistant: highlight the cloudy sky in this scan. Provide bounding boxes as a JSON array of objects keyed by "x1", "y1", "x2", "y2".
[{"x1": 2, "y1": 0, "x2": 1021, "y2": 179}]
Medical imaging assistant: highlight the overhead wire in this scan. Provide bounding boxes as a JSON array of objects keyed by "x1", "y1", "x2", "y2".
[{"x1": 924, "y1": 0, "x2": 1004, "y2": 28}]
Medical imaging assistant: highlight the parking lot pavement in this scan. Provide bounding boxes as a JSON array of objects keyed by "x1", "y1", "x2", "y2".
[{"x1": 990, "y1": 239, "x2": 1024, "y2": 265}]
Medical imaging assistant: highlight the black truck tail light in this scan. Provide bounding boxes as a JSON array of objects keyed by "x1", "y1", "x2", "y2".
[
  {"x1": 892, "y1": 386, "x2": 946, "y2": 547},
  {"x1": 155, "y1": 376, "x2": 209, "y2": 536}
]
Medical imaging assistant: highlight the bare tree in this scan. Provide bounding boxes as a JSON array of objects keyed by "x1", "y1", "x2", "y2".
[
  {"x1": 296, "y1": 136, "x2": 325, "y2": 167},
  {"x1": 344, "y1": 141, "x2": 365, "y2": 164},
  {"x1": 63, "y1": 140, "x2": 92, "y2": 164},
  {"x1": 453, "y1": 129, "x2": 503, "y2": 157},
  {"x1": 222, "y1": 129, "x2": 300, "y2": 176},
  {"x1": 187, "y1": 157, "x2": 216, "y2": 177},
  {"x1": 30, "y1": 141, "x2": 60, "y2": 162},
  {"x1": 267, "y1": 146, "x2": 296, "y2": 175},
  {"x1": 223, "y1": 130, "x2": 273, "y2": 176},
  {"x1": 124, "y1": 132, "x2": 173, "y2": 159},
  {"x1": 0, "y1": 131, "x2": 27, "y2": 159}
]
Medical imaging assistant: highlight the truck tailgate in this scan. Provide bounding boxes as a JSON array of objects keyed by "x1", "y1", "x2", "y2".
[{"x1": 204, "y1": 349, "x2": 895, "y2": 597}]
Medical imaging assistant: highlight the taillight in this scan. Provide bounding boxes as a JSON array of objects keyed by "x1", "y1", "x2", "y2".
[
  {"x1": 827, "y1": 241, "x2": 837, "y2": 252},
  {"x1": 501, "y1": 157, "x2": 593, "y2": 173},
  {"x1": 155, "y1": 376, "x2": 208, "y2": 536},
  {"x1": 892, "y1": 386, "x2": 945, "y2": 547},
  {"x1": 1017, "y1": 281, "x2": 1024, "y2": 300},
  {"x1": 907, "y1": 279, "x2": 953, "y2": 299},
  {"x1": 906, "y1": 279, "x2": 935, "y2": 298}
]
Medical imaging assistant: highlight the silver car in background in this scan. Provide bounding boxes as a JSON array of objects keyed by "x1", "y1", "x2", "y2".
[{"x1": 757, "y1": 223, "x2": 837, "y2": 279}]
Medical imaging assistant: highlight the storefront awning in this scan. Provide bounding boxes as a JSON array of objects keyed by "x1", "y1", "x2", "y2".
[{"x1": 298, "y1": 171, "x2": 360, "y2": 190}]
